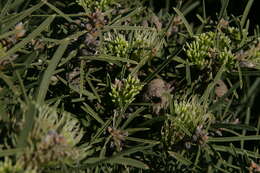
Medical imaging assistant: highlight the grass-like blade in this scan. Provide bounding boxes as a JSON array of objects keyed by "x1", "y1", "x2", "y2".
[
  {"x1": 208, "y1": 135, "x2": 260, "y2": 142},
  {"x1": 57, "y1": 76, "x2": 97, "y2": 99},
  {"x1": 173, "y1": 8, "x2": 193, "y2": 37},
  {"x1": 212, "y1": 145, "x2": 260, "y2": 158},
  {"x1": 43, "y1": 1, "x2": 74, "y2": 23},
  {"x1": 219, "y1": 0, "x2": 229, "y2": 20},
  {"x1": 211, "y1": 123, "x2": 257, "y2": 131},
  {"x1": 121, "y1": 107, "x2": 146, "y2": 129},
  {"x1": 125, "y1": 137, "x2": 159, "y2": 144},
  {"x1": 82, "y1": 103, "x2": 105, "y2": 125},
  {"x1": 105, "y1": 157, "x2": 149, "y2": 169},
  {"x1": 17, "y1": 101, "x2": 37, "y2": 147},
  {"x1": 80, "y1": 55, "x2": 138, "y2": 64},
  {"x1": 168, "y1": 151, "x2": 194, "y2": 167},
  {"x1": 36, "y1": 41, "x2": 69, "y2": 104},
  {"x1": 240, "y1": 0, "x2": 254, "y2": 28},
  {"x1": 0, "y1": 148, "x2": 25, "y2": 157},
  {"x1": 144, "y1": 47, "x2": 182, "y2": 83}
]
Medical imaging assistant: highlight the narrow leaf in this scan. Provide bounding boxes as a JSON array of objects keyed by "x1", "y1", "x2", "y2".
[{"x1": 36, "y1": 41, "x2": 69, "y2": 104}]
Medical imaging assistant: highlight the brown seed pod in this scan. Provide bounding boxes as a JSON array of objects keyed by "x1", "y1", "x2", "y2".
[
  {"x1": 215, "y1": 80, "x2": 228, "y2": 98},
  {"x1": 144, "y1": 78, "x2": 172, "y2": 115}
]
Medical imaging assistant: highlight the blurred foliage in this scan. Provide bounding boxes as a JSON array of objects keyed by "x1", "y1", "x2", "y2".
[{"x1": 0, "y1": 0, "x2": 260, "y2": 172}]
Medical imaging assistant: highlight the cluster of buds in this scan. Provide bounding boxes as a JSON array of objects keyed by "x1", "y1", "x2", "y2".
[
  {"x1": 0, "y1": 157, "x2": 36, "y2": 173},
  {"x1": 185, "y1": 31, "x2": 235, "y2": 69},
  {"x1": 224, "y1": 26, "x2": 248, "y2": 43},
  {"x1": 104, "y1": 30, "x2": 163, "y2": 61},
  {"x1": 161, "y1": 96, "x2": 213, "y2": 149},
  {"x1": 131, "y1": 30, "x2": 163, "y2": 59},
  {"x1": 76, "y1": 0, "x2": 115, "y2": 12},
  {"x1": 110, "y1": 75, "x2": 144, "y2": 107},
  {"x1": 105, "y1": 33, "x2": 129, "y2": 58}
]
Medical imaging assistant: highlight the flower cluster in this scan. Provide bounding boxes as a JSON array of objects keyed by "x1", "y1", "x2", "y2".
[
  {"x1": 76, "y1": 0, "x2": 115, "y2": 12},
  {"x1": 225, "y1": 27, "x2": 248, "y2": 43},
  {"x1": 185, "y1": 31, "x2": 235, "y2": 68},
  {"x1": 110, "y1": 75, "x2": 144, "y2": 107},
  {"x1": 161, "y1": 96, "x2": 213, "y2": 149},
  {"x1": 18, "y1": 104, "x2": 86, "y2": 171},
  {"x1": 131, "y1": 31, "x2": 163, "y2": 59},
  {"x1": 104, "y1": 30, "x2": 163, "y2": 61},
  {"x1": 105, "y1": 33, "x2": 129, "y2": 58},
  {"x1": 0, "y1": 158, "x2": 36, "y2": 173}
]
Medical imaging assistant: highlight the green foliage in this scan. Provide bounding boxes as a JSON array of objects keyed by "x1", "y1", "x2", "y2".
[{"x1": 0, "y1": 0, "x2": 260, "y2": 172}]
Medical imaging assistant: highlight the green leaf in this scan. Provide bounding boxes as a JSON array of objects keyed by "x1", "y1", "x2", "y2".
[
  {"x1": 0, "y1": 0, "x2": 12, "y2": 17},
  {"x1": 168, "y1": 151, "x2": 192, "y2": 166},
  {"x1": 208, "y1": 135, "x2": 260, "y2": 142},
  {"x1": 240, "y1": 0, "x2": 254, "y2": 28},
  {"x1": 80, "y1": 55, "x2": 138, "y2": 64},
  {"x1": 173, "y1": 8, "x2": 193, "y2": 37},
  {"x1": 82, "y1": 103, "x2": 104, "y2": 125},
  {"x1": 125, "y1": 137, "x2": 159, "y2": 144},
  {"x1": 144, "y1": 47, "x2": 182, "y2": 83},
  {"x1": 211, "y1": 123, "x2": 257, "y2": 131},
  {"x1": 0, "y1": 148, "x2": 25, "y2": 157},
  {"x1": 105, "y1": 157, "x2": 149, "y2": 169},
  {"x1": 57, "y1": 76, "x2": 97, "y2": 99},
  {"x1": 36, "y1": 41, "x2": 69, "y2": 104},
  {"x1": 121, "y1": 107, "x2": 146, "y2": 129},
  {"x1": 43, "y1": 1, "x2": 74, "y2": 23},
  {"x1": 103, "y1": 25, "x2": 156, "y2": 31},
  {"x1": 212, "y1": 145, "x2": 260, "y2": 158},
  {"x1": 17, "y1": 101, "x2": 37, "y2": 147},
  {"x1": 219, "y1": 0, "x2": 229, "y2": 20},
  {"x1": 91, "y1": 118, "x2": 112, "y2": 142}
]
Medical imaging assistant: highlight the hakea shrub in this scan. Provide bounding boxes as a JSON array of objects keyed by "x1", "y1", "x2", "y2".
[
  {"x1": 161, "y1": 96, "x2": 214, "y2": 150},
  {"x1": 17, "y1": 103, "x2": 86, "y2": 171}
]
